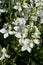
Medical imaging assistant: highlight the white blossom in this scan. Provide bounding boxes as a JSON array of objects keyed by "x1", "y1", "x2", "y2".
[
  {"x1": 31, "y1": 16, "x2": 37, "y2": 21},
  {"x1": 33, "y1": 39, "x2": 40, "y2": 44},
  {"x1": 13, "y1": 2, "x2": 22, "y2": 12},
  {"x1": 22, "y1": 2, "x2": 30, "y2": 9},
  {"x1": 0, "y1": 47, "x2": 10, "y2": 60},
  {"x1": 0, "y1": 23, "x2": 15, "y2": 38},
  {"x1": 32, "y1": 26, "x2": 41, "y2": 38},
  {"x1": 35, "y1": 0, "x2": 43, "y2": 7},
  {"x1": 14, "y1": 25, "x2": 28, "y2": 39},
  {"x1": 12, "y1": 18, "x2": 26, "y2": 26},
  {"x1": 40, "y1": 18, "x2": 43, "y2": 24},
  {"x1": 21, "y1": 39, "x2": 34, "y2": 53},
  {"x1": 0, "y1": 9, "x2": 7, "y2": 13}
]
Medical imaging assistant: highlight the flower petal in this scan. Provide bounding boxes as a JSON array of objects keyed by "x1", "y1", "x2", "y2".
[
  {"x1": 21, "y1": 46, "x2": 27, "y2": 51},
  {"x1": 34, "y1": 39, "x2": 40, "y2": 44},
  {"x1": 4, "y1": 33, "x2": 9, "y2": 39},
  {"x1": 30, "y1": 42, "x2": 34, "y2": 48},
  {"x1": 15, "y1": 32, "x2": 21, "y2": 38},
  {"x1": 27, "y1": 47, "x2": 31, "y2": 53},
  {"x1": 0, "y1": 28, "x2": 6, "y2": 33}
]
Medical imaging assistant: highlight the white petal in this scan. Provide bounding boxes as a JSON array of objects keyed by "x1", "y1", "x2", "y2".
[
  {"x1": 34, "y1": 39, "x2": 40, "y2": 44},
  {"x1": 5, "y1": 54, "x2": 10, "y2": 58},
  {"x1": 1, "y1": 47, "x2": 6, "y2": 53},
  {"x1": 27, "y1": 47, "x2": 31, "y2": 53},
  {"x1": 40, "y1": 19, "x2": 43, "y2": 24},
  {"x1": 4, "y1": 33, "x2": 9, "y2": 39},
  {"x1": 36, "y1": 3, "x2": 40, "y2": 7},
  {"x1": 21, "y1": 46, "x2": 27, "y2": 51},
  {"x1": 0, "y1": 28, "x2": 6, "y2": 33},
  {"x1": 15, "y1": 32, "x2": 21, "y2": 38},
  {"x1": 0, "y1": 55, "x2": 5, "y2": 60},
  {"x1": 14, "y1": 26, "x2": 19, "y2": 31},
  {"x1": 22, "y1": 39, "x2": 30, "y2": 45},
  {"x1": 30, "y1": 43, "x2": 34, "y2": 48},
  {"x1": 18, "y1": 7, "x2": 22, "y2": 12},
  {"x1": 14, "y1": 6, "x2": 18, "y2": 9},
  {"x1": 9, "y1": 31, "x2": 16, "y2": 35},
  {"x1": 23, "y1": 32, "x2": 27, "y2": 38},
  {"x1": 0, "y1": 9, "x2": 7, "y2": 13},
  {"x1": 19, "y1": 38, "x2": 24, "y2": 45}
]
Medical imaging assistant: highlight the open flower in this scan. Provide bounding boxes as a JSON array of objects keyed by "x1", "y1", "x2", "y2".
[
  {"x1": 14, "y1": 25, "x2": 28, "y2": 39},
  {"x1": 33, "y1": 39, "x2": 40, "y2": 44},
  {"x1": 31, "y1": 26, "x2": 41, "y2": 38},
  {"x1": 35, "y1": 0, "x2": 43, "y2": 7},
  {"x1": 21, "y1": 39, "x2": 34, "y2": 53},
  {"x1": 22, "y1": 1, "x2": 30, "y2": 9},
  {"x1": 13, "y1": 2, "x2": 22, "y2": 12},
  {"x1": 0, "y1": 23, "x2": 15, "y2": 38},
  {"x1": 0, "y1": 47, "x2": 10, "y2": 60},
  {"x1": 0, "y1": 9, "x2": 7, "y2": 13},
  {"x1": 12, "y1": 18, "x2": 26, "y2": 26}
]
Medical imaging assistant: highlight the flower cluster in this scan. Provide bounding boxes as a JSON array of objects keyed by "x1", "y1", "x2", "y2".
[{"x1": 0, "y1": 0, "x2": 42, "y2": 61}]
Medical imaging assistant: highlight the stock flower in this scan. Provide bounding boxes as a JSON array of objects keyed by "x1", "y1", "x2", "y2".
[
  {"x1": 31, "y1": 16, "x2": 37, "y2": 21},
  {"x1": 12, "y1": 18, "x2": 26, "y2": 26},
  {"x1": 0, "y1": 47, "x2": 10, "y2": 60},
  {"x1": 14, "y1": 25, "x2": 28, "y2": 39},
  {"x1": 35, "y1": 0, "x2": 43, "y2": 7},
  {"x1": 0, "y1": 23, "x2": 15, "y2": 38},
  {"x1": 33, "y1": 39, "x2": 40, "y2": 44},
  {"x1": 22, "y1": 2, "x2": 30, "y2": 9},
  {"x1": 0, "y1": 9, "x2": 7, "y2": 13},
  {"x1": 21, "y1": 39, "x2": 34, "y2": 53},
  {"x1": 31, "y1": 26, "x2": 41, "y2": 38},
  {"x1": 40, "y1": 18, "x2": 43, "y2": 24},
  {"x1": 13, "y1": 2, "x2": 22, "y2": 12}
]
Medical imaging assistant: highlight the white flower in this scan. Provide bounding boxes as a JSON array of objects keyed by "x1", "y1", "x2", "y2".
[
  {"x1": 40, "y1": 18, "x2": 43, "y2": 24},
  {"x1": 13, "y1": 2, "x2": 22, "y2": 12},
  {"x1": 31, "y1": 16, "x2": 37, "y2": 21},
  {"x1": 32, "y1": 26, "x2": 41, "y2": 38},
  {"x1": 0, "y1": 23, "x2": 15, "y2": 38},
  {"x1": 35, "y1": 0, "x2": 43, "y2": 7},
  {"x1": 37, "y1": 10, "x2": 43, "y2": 18},
  {"x1": 21, "y1": 39, "x2": 34, "y2": 53},
  {"x1": 22, "y1": 2, "x2": 30, "y2": 9},
  {"x1": 0, "y1": 47, "x2": 10, "y2": 60},
  {"x1": 33, "y1": 39, "x2": 40, "y2": 44},
  {"x1": 12, "y1": 18, "x2": 26, "y2": 26},
  {"x1": 0, "y1": 9, "x2": 7, "y2": 13},
  {"x1": 32, "y1": 32, "x2": 40, "y2": 38},
  {"x1": 35, "y1": 26, "x2": 41, "y2": 34},
  {"x1": 14, "y1": 25, "x2": 28, "y2": 38}
]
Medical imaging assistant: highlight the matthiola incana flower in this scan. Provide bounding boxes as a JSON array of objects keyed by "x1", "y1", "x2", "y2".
[
  {"x1": 31, "y1": 26, "x2": 41, "y2": 38},
  {"x1": 22, "y1": 2, "x2": 30, "y2": 9},
  {"x1": 12, "y1": 18, "x2": 26, "y2": 26},
  {"x1": 0, "y1": 23, "x2": 15, "y2": 38},
  {"x1": 0, "y1": 47, "x2": 10, "y2": 60},
  {"x1": 31, "y1": 16, "x2": 37, "y2": 21},
  {"x1": 33, "y1": 39, "x2": 40, "y2": 44},
  {"x1": 21, "y1": 39, "x2": 34, "y2": 53},
  {"x1": 37, "y1": 10, "x2": 43, "y2": 18},
  {"x1": 35, "y1": 0, "x2": 43, "y2": 7},
  {"x1": 40, "y1": 18, "x2": 43, "y2": 24},
  {"x1": 14, "y1": 25, "x2": 28, "y2": 39},
  {"x1": 13, "y1": 2, "x2": 22, "y2": 12},
  {"x1": 0, "y1": 9, "x2": 7, "y2": 13}
]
